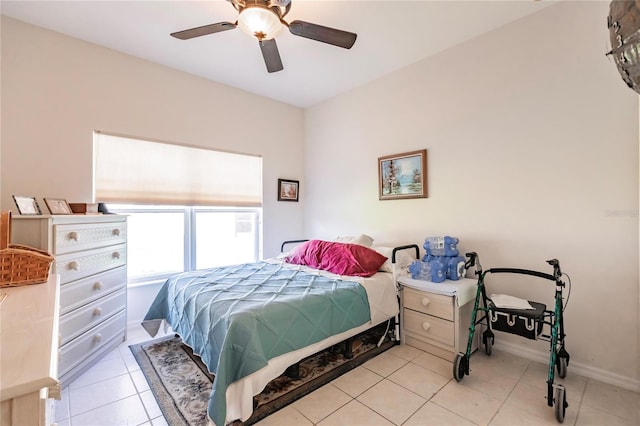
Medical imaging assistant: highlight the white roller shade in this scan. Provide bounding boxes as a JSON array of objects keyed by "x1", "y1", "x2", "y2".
[{"x1": 94, "y1": 133, "x2": 262, "y2": 206}]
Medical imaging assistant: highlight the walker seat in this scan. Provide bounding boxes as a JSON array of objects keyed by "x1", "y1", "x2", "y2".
[{"x1": 488, "y1": 301, "x2": 546, "y2": 340}]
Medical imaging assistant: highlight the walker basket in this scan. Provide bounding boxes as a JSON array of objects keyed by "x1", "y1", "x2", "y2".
[{"x1": 0, "y1": 211, "x2": 54, "y2": 287}]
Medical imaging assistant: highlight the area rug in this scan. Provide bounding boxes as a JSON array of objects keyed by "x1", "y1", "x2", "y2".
[{"x1": 130, "y1": 323, "x2": 396, "y2": 426}]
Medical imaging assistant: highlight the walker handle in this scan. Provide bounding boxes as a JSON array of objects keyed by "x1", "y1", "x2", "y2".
[
  {"x1": 465, "y1": 252, "x2": 482, "y2": 274},
  {"x1": 547, "y1": 259, "x2": 562, "y2": 280}
]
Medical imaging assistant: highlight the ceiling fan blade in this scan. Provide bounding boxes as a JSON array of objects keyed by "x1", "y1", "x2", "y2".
[
  {"x1": 259, "y1": 39, "x2": 284, "y2": 73},
  {"x1": 288, "y1": 20, "x2": 357, "y2": 49},
  {"x1": 171, "y1": 22, "x2": 236, "y2": 40}
]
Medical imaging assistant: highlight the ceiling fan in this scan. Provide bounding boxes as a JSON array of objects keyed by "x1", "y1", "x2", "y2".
[{"x1": 170, "y1": 0, "x2": 357, "y2": 73}]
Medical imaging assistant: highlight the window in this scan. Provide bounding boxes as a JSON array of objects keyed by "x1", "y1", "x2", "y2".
[
  {"x1": 107, "y1": 205, "x2": 261, "y2": 284},
  {"x1": 94, "y1": 133, "x2": 263, "y2": 285}
]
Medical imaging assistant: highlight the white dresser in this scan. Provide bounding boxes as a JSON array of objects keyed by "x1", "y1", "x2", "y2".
[
  {"x1": 1, "y1": 274, "x2": 60, "y2": 426},
  {"x1": 11, "y1": 214, "x2": 127, "y2": 387},
  {"x1": 398, "y1": 276, "x2": 478, "y2": 378}
]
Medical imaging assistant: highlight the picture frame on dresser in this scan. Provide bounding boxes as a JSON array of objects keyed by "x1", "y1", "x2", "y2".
[
  {"x1": 44, "y1": 198, "x2": 73, "y2": 215},
  {"x1": 12, "y1": 195, "x2": 42, "y2": 215}
]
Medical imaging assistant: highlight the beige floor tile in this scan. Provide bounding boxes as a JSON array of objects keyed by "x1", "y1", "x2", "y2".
[
  {"x1": 69, "y1": 394, "x2": 149, "y2": 426},
  {"x1": 576, "y1": 404, "x2": 639, "y2": 426},
  {"x1": 362, "y1": 351, "x2": 408, "y2": 377},
  {"x1": 468, "y1": 348, "x2": 530, "y2": 379},
  {"x1": 581, "y1": 380, "x2": 640, "y2": 423},
  {"x1": 331, "y1": 365, "x2": 383, "y2": 397},
  {"x1": 140, "y1": 389, "x2": 163, "y2": 419},
  {"x1": 462, "y1": 368, "x2": 519, "y2": 401},
  {"x1": 387, "y1": 362, "x2": 450, "y2": 399},
  {"x1": 291, "y1": 383, "x2": 351, "y2": 423},
  {"x1": 67, "y1": 354, "x2": 130, "y2": 390},
  {"x1": 121, "y1": 346, "x2": 142, "y2": 373},
  {"x1": 502, "y1": 382, "x2": 578, "y2": 425},
  {"x1": 69, "y1": 373, "x2": 138, "y2": 417},
  {"x1": 357, "y1": 379, "x2": 426, "y2": 425},
  {"x1": 520, "y1": 359, "x2": 586, "y2": 404},
  {"x1": 255, "y1": 405, "x2": 313, "y2": 426},
  {"x1": 387, "y1": 343, "x2": 423, "y2": 361},
  {"x1": 131, "y1": 369, "x2": 151, "y2": 393},
  {"x1": 431, "y1": 381, "x2": 502, "y2": 426},
  {"x1": 411, "y1": 351, "x2": 453, "y2": 378},
  {"x1": 404, "y1": 401, "x2": 476, "y2": 426},
  {"x1": 151, "y1": 416, "x2": 170, "y2": 426},
  {"x1": 317, "y1": 400, "x2": 394, "y2": 426},
  {"x1": 490, "y1": 402, "x2": 563, "y2": 426}
]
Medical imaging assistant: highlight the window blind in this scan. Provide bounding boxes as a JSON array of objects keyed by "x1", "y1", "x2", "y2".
[{"x1": 94, "y1": 133, "x2": 262, "y2": 207}]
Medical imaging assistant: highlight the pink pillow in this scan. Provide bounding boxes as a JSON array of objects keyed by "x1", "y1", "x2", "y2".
[{"x1": 285, "y1": 240, "x2": 388, "y2": 277}]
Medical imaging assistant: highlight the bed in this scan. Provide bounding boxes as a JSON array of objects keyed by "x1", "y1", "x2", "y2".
[{"x1": 142, "y1": 238, "x2": 415, "y2": 425}]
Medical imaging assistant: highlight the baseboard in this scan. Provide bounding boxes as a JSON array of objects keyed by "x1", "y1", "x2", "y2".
[{"x1": 493, "y1": 340, "x2": 640, "y2": 393}]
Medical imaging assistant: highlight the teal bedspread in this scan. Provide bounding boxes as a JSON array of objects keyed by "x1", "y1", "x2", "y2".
[{"x1": 143, "y1": 261, "x2": 371, "y2": 425}]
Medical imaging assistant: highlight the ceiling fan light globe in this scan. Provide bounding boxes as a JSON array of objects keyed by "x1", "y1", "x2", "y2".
[{"x1": 238, "y1": 6, "x2": 283, "y2": 40}]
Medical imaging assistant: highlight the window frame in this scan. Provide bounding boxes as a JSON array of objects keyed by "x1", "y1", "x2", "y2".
[{"x1": 107, "y1": 204, "x2": 262, "y2": 286}]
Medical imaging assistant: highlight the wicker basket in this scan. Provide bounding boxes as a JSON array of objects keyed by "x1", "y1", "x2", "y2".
[{"x1": 0, "y1": 211, "x2": 54, "y2": 287}]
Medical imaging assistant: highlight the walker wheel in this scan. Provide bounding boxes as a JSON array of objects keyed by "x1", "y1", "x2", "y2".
[
  {"x1": 483, "y1": 335, "x2": 493, "y2": 356},
  {"x1": 453, "y1": 353, "x2": 467, "y2": 382},
  {"x1": 557, "y1": 356, "x2": 568, "y2": 379},
  {"x1": 554, "y1": 386, "x2": 567, "y2": 423}
]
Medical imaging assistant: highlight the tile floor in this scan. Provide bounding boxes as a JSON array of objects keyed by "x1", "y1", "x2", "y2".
[{"x1": 54, "y1": 325, "x2": 640, "y2": 426}]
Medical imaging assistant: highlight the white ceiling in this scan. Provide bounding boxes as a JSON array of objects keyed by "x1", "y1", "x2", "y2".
[{"x1": 0, "y1": 0, "x2": 555, "y2": 108}]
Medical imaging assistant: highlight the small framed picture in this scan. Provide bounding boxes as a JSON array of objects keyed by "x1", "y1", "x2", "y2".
[
  {"x1": 278, "y1": 179, "x2": 299, "y2": 202},
  {"x1": 44, "y1": 198, "x2": 73, "y2": 215},
  {"x1": 12, "y1": 195, "x2": 42, "y2": 215}
]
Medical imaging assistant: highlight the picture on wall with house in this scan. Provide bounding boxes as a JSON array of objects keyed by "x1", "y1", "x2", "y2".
[{"x1": 378, "y1": 149, "x2": 427, "y2": 200}]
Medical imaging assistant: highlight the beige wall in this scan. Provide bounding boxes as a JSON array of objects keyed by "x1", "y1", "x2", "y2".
[
  {"x1": 305, "y1": 2, "x2": 639, "y2": 388},
  {"x1": 0, "y1": 16, "x2": 305, "y2": 258}
]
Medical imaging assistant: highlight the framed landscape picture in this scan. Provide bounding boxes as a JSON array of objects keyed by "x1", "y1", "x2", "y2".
[
  {"x1": 278, "y1": 179, "x2": 299, "y2": 202},
  {"x1": 378, "y1": 149, "x2": 427, "y2": 200}
]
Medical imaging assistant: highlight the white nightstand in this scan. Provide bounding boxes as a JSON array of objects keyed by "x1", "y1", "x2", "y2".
[{"x1": 398, "y1": 276, "x2": 478, "y2": 378}]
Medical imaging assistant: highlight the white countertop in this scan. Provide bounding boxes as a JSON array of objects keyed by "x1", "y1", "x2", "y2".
[{"x1": 0, "y1": 274, "x2": 60, "y2": 401}]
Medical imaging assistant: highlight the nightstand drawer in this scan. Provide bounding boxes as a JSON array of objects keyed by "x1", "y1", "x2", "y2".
[
  {"x1": 59, "y1": 288, "x2": 126, "y2": 345},
  {"x1": 55, "y1": 244, "x2": 126, "y2": 284},
  {"x1": 403, "y1": 308, "x2": 454, "y2": 347},
  {"x1": 403, "y1": 286, "x2": 454, "y2": 320},
  {"x1": 53, "y1": 221, "x2": 126, "y2": 255}
]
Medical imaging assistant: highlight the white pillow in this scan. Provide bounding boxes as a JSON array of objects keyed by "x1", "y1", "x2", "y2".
[
  {"x1": 334, "y1": 234, "x2": 374, "y2": 248},
  {"x1": 372, "y1": 246, "x2": 416, "y2": 272}
]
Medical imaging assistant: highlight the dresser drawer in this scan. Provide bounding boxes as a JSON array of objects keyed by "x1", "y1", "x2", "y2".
[
  {"x1": 60, "y1": 266, "x2": 126, "y2": 315},
  {"x1": 53, "y1": 221, "x2": 126, "y2": 255},
  {"x1": 55, "y1": 244, "x2": 126, "y2": 284},
  {"x1": 59, "y1": 288, "x2": 126, "y2": 345},
  {"x1": 403, "y1": 287, "x2": 454, "y2": 321},
  {"x1": 59, "y1": 310, "x2": 126, "y2": 377},
  {"x1": 403, "y1": 308, "x2": 454, "y2": 347}
]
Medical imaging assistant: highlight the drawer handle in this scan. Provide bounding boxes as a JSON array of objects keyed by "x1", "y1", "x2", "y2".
[
  {"x1": 68, "y1": 261, "x2": 79, "y2": 271},
  {"x1": 67, "y1": 231, "x2": 78, "y2": 241},
  {"x1": 112, "y1": 229, "x2": 121, "y2": 236},
  {"x1": 93, "y1": 307, "x2": 103, "y2": 316},
  {"x1": 421, "y1": 297, "x2": 430, "y2": 307},
  {"x1": 422, "y1": 322, "x2": 431, "y2": 332},
  {"x1": 113, "y1": 252, "x2": 121, "y2": 259},
  {"x1": 93, "y1": 281, "x2": 103, "y2": 290},
  {"x1": 93, "y1": 334, "x2": 102, "y2": 343}
]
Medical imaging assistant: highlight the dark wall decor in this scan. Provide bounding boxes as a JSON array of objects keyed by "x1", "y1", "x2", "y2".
[{"x1": 607, "y1": 1, "x2": 640, "y2": 93}]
